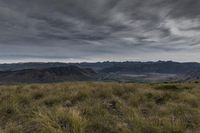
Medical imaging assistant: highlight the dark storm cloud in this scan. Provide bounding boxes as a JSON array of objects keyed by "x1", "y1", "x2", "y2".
[{"x1": 0, "y1": 0, "x2": 200, "y2": 62}]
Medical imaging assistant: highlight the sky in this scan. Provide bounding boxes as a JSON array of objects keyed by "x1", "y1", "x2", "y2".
[{"x1": 0, "y1": 0, "x2": 200, "y2": 63}]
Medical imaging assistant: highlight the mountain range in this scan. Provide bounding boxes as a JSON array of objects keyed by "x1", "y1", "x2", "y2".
[
  {"x1": 0, "y1": 66, "x2": 96, "y2": 84},
  {"x1": 0, "y1": 61, "x2": 200, "y2": 83}
]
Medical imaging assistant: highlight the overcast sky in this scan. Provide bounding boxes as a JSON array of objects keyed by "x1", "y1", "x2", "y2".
[{"x1": 0, "y1": 0, "x2": 200, "y2": 63}]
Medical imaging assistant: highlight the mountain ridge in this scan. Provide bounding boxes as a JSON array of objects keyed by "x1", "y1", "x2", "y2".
[
  {"x1": 0, "y1": 61, "x2": 200, "y2": 83},
  {"x1": 1, "y1": 61, "x2": 200, "y2": 72},
  {"x1": 0, "y1": 65, "x2": 96, "y2": 84}
]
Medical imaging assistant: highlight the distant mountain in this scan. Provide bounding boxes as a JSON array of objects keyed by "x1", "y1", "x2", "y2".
[
  {"x1": 0, "y1": 62, "x2": 69, "y2": 71},
  {"x1": 0, "y1": 66, "x2": 96, "y2": 84},
  {"x1": 2, "y1": 61, "x2": 200, "y2": 74},
  {"x1": 0, "y1": 61, "x2": 200, "y2": 83},
  {"x1": 183, "y1": 70, "x2": 200, "y2": 81},
  {"x1": 100, "y1": 61, "x2": 200, "y2": 74},
  {"x1": 0, "y1": 62, "x2": 114, "y2": 72}
]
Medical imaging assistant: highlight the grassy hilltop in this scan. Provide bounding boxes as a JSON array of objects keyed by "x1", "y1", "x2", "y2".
[{"x1": 0, "y1": 82, "x2": 199, "y2": 133}]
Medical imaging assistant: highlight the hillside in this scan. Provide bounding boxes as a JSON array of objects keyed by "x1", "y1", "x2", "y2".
[
  {"x1": 1, "y1": 61, "x2": 200, "y2": 74},
  {"x1": 100, "y1": 61, "x2": 200, "y2": 74},
  {"x1": 184, "y1": 70, "x2": 200, "y2": 81},
  {"x1": 0, "y1": 66, "x2": 96, "y2": 84},
  {"x1": 0, "y1": 82, "x2": 199, "y2": 133},
  {"x1": 0, "y1": 61, "x2": 200, "y2": 83},
  {"x1": 0, "y1": 63, "x2": 69, "y2": 71}
]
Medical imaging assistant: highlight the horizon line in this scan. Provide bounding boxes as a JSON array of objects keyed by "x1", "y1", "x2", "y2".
[{"x1": 0, "y1": 60, "x2": 200, "y2": 65}]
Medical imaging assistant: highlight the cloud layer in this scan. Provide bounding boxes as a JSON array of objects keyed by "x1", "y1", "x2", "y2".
[{"x1": 0, "y1": 0, "x2": 200, "y2": 63}]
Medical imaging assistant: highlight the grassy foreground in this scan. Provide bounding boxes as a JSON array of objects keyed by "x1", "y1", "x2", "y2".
[{"x1": 0, "y1": 82, "x2": 199, "y2": 133}]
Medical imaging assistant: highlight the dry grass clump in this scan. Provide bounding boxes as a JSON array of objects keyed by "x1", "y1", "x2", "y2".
[
  {"x1": 29, "y1": 107, "x2": 86, "y2": 133},
  {"x1": 0, "y1": 82, "x2": 199, "y2": 133}
]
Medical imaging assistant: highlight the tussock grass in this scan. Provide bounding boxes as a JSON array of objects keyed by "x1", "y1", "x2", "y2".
[{"x1": 0, "y1": 82, "x2": 199, "y2": 133}]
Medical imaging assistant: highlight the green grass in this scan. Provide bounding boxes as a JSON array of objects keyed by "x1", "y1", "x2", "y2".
[{"x1": 0, "y1": 82, "x2": 199, "y2": 133}]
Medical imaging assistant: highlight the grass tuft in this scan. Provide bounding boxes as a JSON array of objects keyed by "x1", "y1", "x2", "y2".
[{"x1": 0, "y1": 82, "x2": 199, "y2": 133}]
